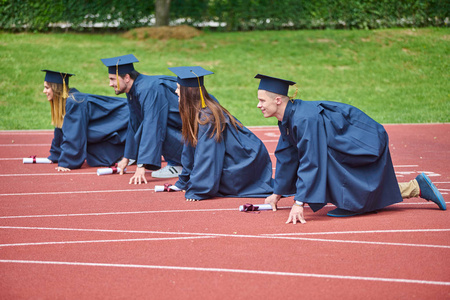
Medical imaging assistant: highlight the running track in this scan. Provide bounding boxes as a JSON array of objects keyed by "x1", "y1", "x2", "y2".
[{"x1": 0, "y1": 124, "x2": 449, "y2": 299}]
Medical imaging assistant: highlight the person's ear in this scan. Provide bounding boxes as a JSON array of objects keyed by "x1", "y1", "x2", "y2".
[{"x1": 275, "y1": 96, "x2": 283, "y2": 105}]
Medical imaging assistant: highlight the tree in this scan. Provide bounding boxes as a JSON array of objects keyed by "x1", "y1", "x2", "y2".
[{"x1": 155, "y1": 0, "x2": 171, "y2": 27}]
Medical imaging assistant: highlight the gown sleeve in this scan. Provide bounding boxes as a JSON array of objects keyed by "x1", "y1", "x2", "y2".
[
  {"x1": 124, "y1": 115, "x2": 138, "y2": 160},
  {"x1": 174, "y1": 143, "x2": 192, "y2": 191},
  {"x1": 48, "y1": 127, "x2": 63, "y2": 162},
  {"x1": 136, "y1": 88, "x2": 169, "y2": 169},
  {"x1": 291, "y1": 117, "x2": 328, "y2": 204},
  {"x1": 179, "y1": 123, "x2": 225, "y2": 200},
  {"x1": 57, "y1": 95, "x2": 88, "y2": 169},
  {"x1": 273, "y1": 128, "x2": 299, "y2": 195}
]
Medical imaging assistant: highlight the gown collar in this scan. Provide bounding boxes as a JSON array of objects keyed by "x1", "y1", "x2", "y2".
[
  {"x1": 281, "y1": 100, "x2": 296, "y2": 127},
  {"x1": 127, "y1": 74, "x2": 142, "y2": 96}
]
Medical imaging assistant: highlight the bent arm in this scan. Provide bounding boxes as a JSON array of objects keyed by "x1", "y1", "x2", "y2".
[
  {"x1": 184, "y1": 123, "x2": 225, "y2": 200},
  {"x1": 58, "y1": 98, "x2": 88, "y2": 169}
]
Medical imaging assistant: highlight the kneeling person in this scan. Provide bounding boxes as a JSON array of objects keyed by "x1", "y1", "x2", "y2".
[
  {"x1": 255, "y1": 74, "x2": 446, "y2": 224},
  {"x1": 170, "y1": 66, "x2": 274, "y2": 201},
  {"x1": 43, "y1": 70, "x2": 128, "y2": 171},
  {"x1": 101, "y1": 54, "x2": 183, "y2": 184}
]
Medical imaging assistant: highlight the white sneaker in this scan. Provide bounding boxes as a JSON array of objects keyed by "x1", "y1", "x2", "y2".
[{"x1": 152, "y1": 165, "x2": 182, "y2": 178}]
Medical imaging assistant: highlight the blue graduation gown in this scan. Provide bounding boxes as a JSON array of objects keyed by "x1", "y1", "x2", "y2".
[
  {"x1": 175, "y1": 111, "x2": 274, "y2": 200},
  {"x1": 48, "y1": 88, "x2": 128, "y2": 169},
  {"x1": 48, "y1": 127, "x2": 63, "y2": 162},
  {"x1": 274, "y1": 100, "x2": 402, "y2": 213},
  {"x1": 124, "y1": 75, "x2": 183, "y2": 170}
]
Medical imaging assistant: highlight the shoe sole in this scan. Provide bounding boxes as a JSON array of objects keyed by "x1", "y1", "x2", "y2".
[
  {"x1": 421, "y1": 173, "x2": 447, "y2": 210},
  {"x1": 327, "y1": 208, "x2": 364, "y2": 217},
  {"x1": 151, "y1": 174, "x2": 180, "y2": 178}
]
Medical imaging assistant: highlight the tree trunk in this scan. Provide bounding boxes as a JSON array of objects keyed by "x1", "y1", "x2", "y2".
[{"x1": 155, "y1": 0, "x2": 172, "y2": 27}]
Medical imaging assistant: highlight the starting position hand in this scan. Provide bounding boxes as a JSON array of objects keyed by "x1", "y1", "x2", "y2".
[
  {"x1": 129, "y1": 166, "x2": 147, "y2": 184},
  {"x1": 117, "y1": 158, "x2": 129, "y2": 175},
  {"x1": 56, "y1": 166, "x2": 71, "y2": 172},
  {"x1": 265, "y1": 194, "x2": 282, "y2": 211},
  {"x1": 286, "y1": 204, "x2": 306, "y2": 224}
]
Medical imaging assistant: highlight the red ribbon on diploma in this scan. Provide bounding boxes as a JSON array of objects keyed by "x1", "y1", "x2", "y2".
[
  {"x1": 110, "y1": 163, "x2": 119, "y2": 174},
  {"x1": 29, "y1": 155, "x2": 37, "y2": 163},
  {"x1": 242, "y1": 203, "x2": 261, "y2": 214},
  {"x1": 164, "y1": 183, "x2": 173, "y2": 192}
]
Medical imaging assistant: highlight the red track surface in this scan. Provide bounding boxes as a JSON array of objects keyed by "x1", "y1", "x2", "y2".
[{"x1": 0, "y1": 124, "x2": 449, "y2": 299}]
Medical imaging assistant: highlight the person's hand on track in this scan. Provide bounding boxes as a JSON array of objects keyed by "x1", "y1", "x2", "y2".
[
  {"x1": 56, "y1": 166, "x2": 71, "y2": 172},
  {"x1": 265, "y1": 194, "x2": 281, "y2": 211},
  {"x1": 286, "y1": 204, "x2": 306, "y2": 224},
  {"x1": 118, "y1": 158, "x2": 129, "y2": 175},
  {"x1": 129, "y1": 167, "x2": 147, "y2": 184}
]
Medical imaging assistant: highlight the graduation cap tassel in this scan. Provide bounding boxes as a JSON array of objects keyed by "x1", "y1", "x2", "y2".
[
  {"x1": 199, "y1": 84, "x2": 206, "y2": 108},
  {"x1": 192, "y1": 71, "x2": 206, "y2": 108},
  {"x1": 61, "y1": 73, "x2": 68, "y2": 99},
  {"x1": 289, "y1": 84, "x2": 299, "y2": 103}
]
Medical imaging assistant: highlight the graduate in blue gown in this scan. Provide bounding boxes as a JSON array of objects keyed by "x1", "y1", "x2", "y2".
[
  {"x1": 169, "y1": 66, "x2": 273, "y2": 201},
  {"x1": 42, "y1": 70, "x2": 128, "y2": 171},
  {"x1": 101, "y1": 54, "x2": 184, "y2": 184},
  {"x1": 255, "y1": 74, "x2": 446, "y2": 224}
]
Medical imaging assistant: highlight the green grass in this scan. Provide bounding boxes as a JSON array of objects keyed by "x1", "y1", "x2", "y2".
[{"x1": 0, "y1": 28, "x2": 449, "y2": 129}]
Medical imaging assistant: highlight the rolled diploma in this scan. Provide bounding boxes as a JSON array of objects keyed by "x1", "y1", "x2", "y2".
[
  {"x1": 96, "y1": 167, "x2": 123, "y2": 176},
  {"x1": 239, "y1": 203, "x2": 272, "y2": 212},
  {"x1": 23, "y1": 158, "x2": 52, "y2": 164},
  {"x1": 154, "y1": 185, "x2": 182, "y2": 192}
]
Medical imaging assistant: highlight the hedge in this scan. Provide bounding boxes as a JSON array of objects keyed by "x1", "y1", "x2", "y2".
[{"x1": 1, "y1": 0, "x2": 448, "y2": 32}]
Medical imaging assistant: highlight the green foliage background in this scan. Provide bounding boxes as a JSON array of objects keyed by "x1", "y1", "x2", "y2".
[
  {"x1": 1, "y1": 0, "x2": 448, "y2": 31},
  {"x1": 0, "y1": 28, "x2": 449, "y2": 130}
]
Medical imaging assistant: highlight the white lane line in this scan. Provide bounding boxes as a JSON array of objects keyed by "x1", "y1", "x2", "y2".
[
  {"x1": 0, "y1": 226, "x2": 448, "y2": 249},
  {"x1": 0, "y1": 170, "x2": 448, "y2": 180},
  {"x1": 0, "y1": 226, "x2": 224, "y2": 235},
  {"x1": 0, "y1": 170, "x2": 152, "y2": 176},
  {"x1": 0, "y1": 236, "x2": 216, "y2": 248},
  {"x1": 0, "y1": 202, "x2": 444, "y2": 219},
  {"x1": 0, "y1": 158, "x2": 23, "y2": 161},
  {"x1": 264, "y1": 229, "x2": 450, "y2": 236},
  {"x1": 0, "y1": 208, "x2": 246, "y2": 219},
  {"x1": 0, "y1": 259, "x2": 448, "y2": 286},
  {"x1": 0, "y1": 189, "x2": 155, "y2": 196},
  {"x1": 0, "y1": 173, "x2": 96, "y2": 177}
]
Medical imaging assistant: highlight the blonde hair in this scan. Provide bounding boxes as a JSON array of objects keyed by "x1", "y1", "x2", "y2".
[
  {"x1": 264, "y1": 90, "x2": 290, "y2": 102},
  {"x1": 48, "y1": 82, "x2": 67, "y2": 128}
]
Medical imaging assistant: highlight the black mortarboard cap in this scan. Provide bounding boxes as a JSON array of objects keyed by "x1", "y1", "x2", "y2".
[
  {"x1": 41, "y1": 70, "x2": 74, "y2": 85},
  {"x1": 254, "y1": 74, "x2": 296, "y2": 96},
  {"x1": 100, "y1": 54, "x2": 139, "y2": 74},
  {"x1": 168, "y1": 66, "x2": 214, "y2": 88},
  {"x1": 42, "y1": 70, "x2": 74, "y2": 98},
  {"x1": 169, "y1": 66, "x2": 214, "y2": 108}
]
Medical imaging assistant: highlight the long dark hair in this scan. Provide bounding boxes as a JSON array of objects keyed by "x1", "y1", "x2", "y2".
[{"x1": 179, "y1": 85, "x2": 242, "y2": 147}]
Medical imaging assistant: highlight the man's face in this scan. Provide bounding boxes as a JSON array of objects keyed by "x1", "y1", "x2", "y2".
[
  {"x1": 257, "y1": 90, "x2": 278, "y2": 118},
  {"x1": 108, "y1": 74, "x2": 126, "y2": 95}
]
